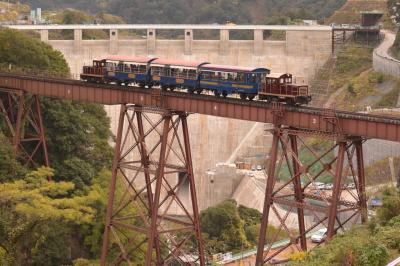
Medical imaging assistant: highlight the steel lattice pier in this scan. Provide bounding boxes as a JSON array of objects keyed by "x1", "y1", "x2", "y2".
[{"x1": 100, "y1": 105, "x2": 205, "y2": 266}]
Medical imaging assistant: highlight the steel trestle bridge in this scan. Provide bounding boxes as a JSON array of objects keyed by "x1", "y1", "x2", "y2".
[{"x1": 1, "y1": 72, "x2": 399, "y2": 265}]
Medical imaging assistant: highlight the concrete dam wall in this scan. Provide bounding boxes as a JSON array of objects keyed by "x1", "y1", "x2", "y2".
[{"x1": 20, "y1": 24, "x2": 333, "y2": 210}]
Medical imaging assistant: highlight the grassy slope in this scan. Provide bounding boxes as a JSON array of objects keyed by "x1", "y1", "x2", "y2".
[
  {"x1": 319, "y1": 0, "x2": 400, "y2": 111},
  {"x1": 326, "y1": 0, "x2": 388, "y2": 24}
]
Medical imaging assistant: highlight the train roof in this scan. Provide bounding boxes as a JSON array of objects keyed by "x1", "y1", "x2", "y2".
[
  {"x1": 105, "y1": 56, "x2": 157, "y2": 64},
  {"x1": 267, "y1": 73, "x2": 293, "y2": 79},
  {"x1": 151, "y1": 59, "x2": 209, "y2": 68},
  {"x1": 201, "y1": 64, "x2": 270, "y2": 73}
]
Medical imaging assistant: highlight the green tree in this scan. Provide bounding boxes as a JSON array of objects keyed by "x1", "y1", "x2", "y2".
[
  {"x1": 377, "y1": 187, "x2": 400, "y2": 224},
  {"x1": 0, "y1": 167, "x2": 100, "y2": 265},
  {"x1": 238, "y1": 204, "x2": 262, "y2": 226},
  {"x1": 0, "y1": 28, "x2": 69, "y2": 74},
  {"x1": 0, "y1": 28, "x2": 113, "y2": 191},
  {"x1": 0, "y1": 27, "x2": 117, "y2": 264},
  {"x1": 0, "y1": 133, "x2": 26, "y2": 182},
  {"x1": 200, "y1": 200, "x2": 249, "y2": 253},
  {"x1": 40, "y1": 98, "x2": 113, "y2": 191},
  {"x1": 289, "y1": 227, "x2": 389, "y2": 266}
]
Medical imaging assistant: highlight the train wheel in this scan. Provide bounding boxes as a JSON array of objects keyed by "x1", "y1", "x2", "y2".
[
  {"x1": 240, "y1": 93, "x2": 247, "y2": 100},
  {"x1": 222, "y1": 91, "x2": 228, "y2": 98},
  {"x1": 170, "y1": 87, "x2": 175, "y2": 91},
  {"x1": 188, "y1": 88, "x2": 194, "y2": 94},
  {"x1": 196, "y1": 89, "x2": 203, "y2": 94},
  {"x1": 117, "y1": 81, "x2": 122, "y2": 86},
  {"x1": 214, "y1": 91, "x2": 221, "y2": 97},
  {"x1": 248, "y1": 94, "x2": 255, "y2": 101},
  {"x1": 124, "y1": 81, "x2": 130, "y2": 86},
  {"x1": 161, "y1": 85, "x2": 168, "y2": 91},
  {"x1": 147, "y1": 84, "x2": 153, "y2": 89}
]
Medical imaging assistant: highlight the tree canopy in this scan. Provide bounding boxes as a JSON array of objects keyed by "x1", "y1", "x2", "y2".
[
  {"x1": 290, "y1": 187, "x2": 400, "y2": 266},
  {"x1": 0, "y1": 28, "x2": 69, "y2": 74},
  {"x1": 21, "y1": 0, "x2": 346, "y2": 23},
  {"x1": 0, "y1": 28, "x2": 115, "y2": 265}
]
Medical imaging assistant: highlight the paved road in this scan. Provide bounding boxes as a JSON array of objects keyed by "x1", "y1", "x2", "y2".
[
  {"x1": 373, "y1": 29, "x2": 400, "y2": 103},
  {"x1": 375, "y1": 30, "x2": 399, "y2": 62}
]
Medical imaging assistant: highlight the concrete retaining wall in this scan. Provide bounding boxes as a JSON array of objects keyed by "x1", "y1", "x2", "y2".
[{"x1": 373, "y1": 50, "x2": 400, "y2": 77}]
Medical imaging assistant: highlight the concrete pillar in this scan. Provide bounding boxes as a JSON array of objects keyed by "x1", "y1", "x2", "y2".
[
  {"x1": 219, "y1": 29, "x2": 229, "y2": 55},
  {"x1": 147, "y1": 29, "x2": 156, "y2": 55},
  {"x1": 109, "y1": 29, "x2": 118, "y2": 55},
  {"x1": 40, "y1": 29, "x2": 48, "y2": 42},
  {"x1": 254, "y1": 29, "x2": 263, "y2": 56},
  {"x1": 74, "y1": 29, "x2": 82, "y2": 54},
  {"x1": 184, "y1": 29, "x2": 193, "y2": 55}
]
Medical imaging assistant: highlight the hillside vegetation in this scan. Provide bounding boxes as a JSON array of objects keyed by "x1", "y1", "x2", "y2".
[
  {"x1": 20, "y1": 0, "x2": 345, "y2": 24},
  {"x1": 0, "y1": 1, "x2": 29, "y2": 21},
  {"x1": 0, "y1": 29, "x2": 117, "y2": 265},
  {"x1": 289, "y1": 187, "x2": 400, "y2": 266},
  {"x1": 327, "y1": 0, "x2": 388, "y2": 24},
  {"x1": 392, "y1": 32, "x2": 400, "y2": 59}
]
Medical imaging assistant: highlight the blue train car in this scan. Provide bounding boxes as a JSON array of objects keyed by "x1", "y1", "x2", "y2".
[
  {"x1": 149, "y1": 59, "x2": 209, "y2": 92},
  {"x1": 104, "y1": 56, "x2": 157, "y2": 86},
  {"x1": 199, "y1": 64, "x2": 270, "y2": 100}
]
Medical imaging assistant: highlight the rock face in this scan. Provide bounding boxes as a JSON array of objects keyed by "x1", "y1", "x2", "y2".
[{"x1": 46, "y1": 29, "x2": 332, "y2": 210}]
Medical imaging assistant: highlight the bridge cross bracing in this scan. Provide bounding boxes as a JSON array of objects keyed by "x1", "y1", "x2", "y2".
[{"x1": 1, "y1": 72, "x2": 400, "y2": 264}]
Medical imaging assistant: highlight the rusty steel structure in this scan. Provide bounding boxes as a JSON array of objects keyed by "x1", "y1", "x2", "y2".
[
  {"x1": 0, "y1": 88, "x2": 49, "y2": 167},
  {"x1": 1, "y1": 73, "x2": 400, "y2": 141},
  {"x1": 100, "y1": 105, "x2": 205, "y2": 266},
  {"x1": 1, "y1": 72, "x2": 400, "y2": 264},
  {"x1": 255, "y1": 126, "x2": 367, "y2": 264}
]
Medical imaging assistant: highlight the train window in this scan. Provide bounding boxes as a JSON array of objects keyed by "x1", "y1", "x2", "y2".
[
  {"x1": 187, "y1": 69, "x2": 196, "y2": 79},
  {"x1": 123, "y1": 64, "x2": 131, "y2": 72},
  {"x1": 106, "y1": 62, "x2": 116, "y2": 71},
  {"x1": 138, "y1": 65, "x2": 146, "y2": 73},
  {"x1": 236, "y1": 73, "x2": 244, "y2": 82},
  {"x1": 201, "y1": 71, "x2": 215, "y2": 80},
  {"x1": 151, "y1": 66, "x2": 163, "y2": 75},
  {"x1": 260, "y1": 74, "x2": 266, "y2": 83},
  {"x1": 117, "y1": 62, "x2": 124, "y2": 71},
  {"x1": 249, "y1": 74, "x2": 256, "y2": 83}
]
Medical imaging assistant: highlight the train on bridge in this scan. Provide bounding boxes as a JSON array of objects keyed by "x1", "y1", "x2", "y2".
[{"x1": 81, "y1": 56, "x2": 311, "y2": 105}]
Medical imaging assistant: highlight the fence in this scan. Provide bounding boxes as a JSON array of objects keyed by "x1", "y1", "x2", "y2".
[{"x1": 373, "y1": 49, "x2": 400, "y2": 77}]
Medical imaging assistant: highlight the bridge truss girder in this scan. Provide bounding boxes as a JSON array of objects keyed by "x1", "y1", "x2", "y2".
[
  {"x1": 0, "y1": 89, "x2": 49, "y2": 168},
  {"x1": 100, "y1": 105, "x2": 205, "y2": 266},
  {"x1": 256, "y1": 126, "x2": 367, "y2": 265}
]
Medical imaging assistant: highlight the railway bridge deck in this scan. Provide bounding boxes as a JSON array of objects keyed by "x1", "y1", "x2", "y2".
[{"x1": 1, "y1": 72, "x2": 399, "y2": 265}]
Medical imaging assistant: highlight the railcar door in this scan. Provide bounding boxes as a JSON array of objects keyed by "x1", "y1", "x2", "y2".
[{"x1": 257, "y1": 73, "x2": 266, "y2": 92}]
